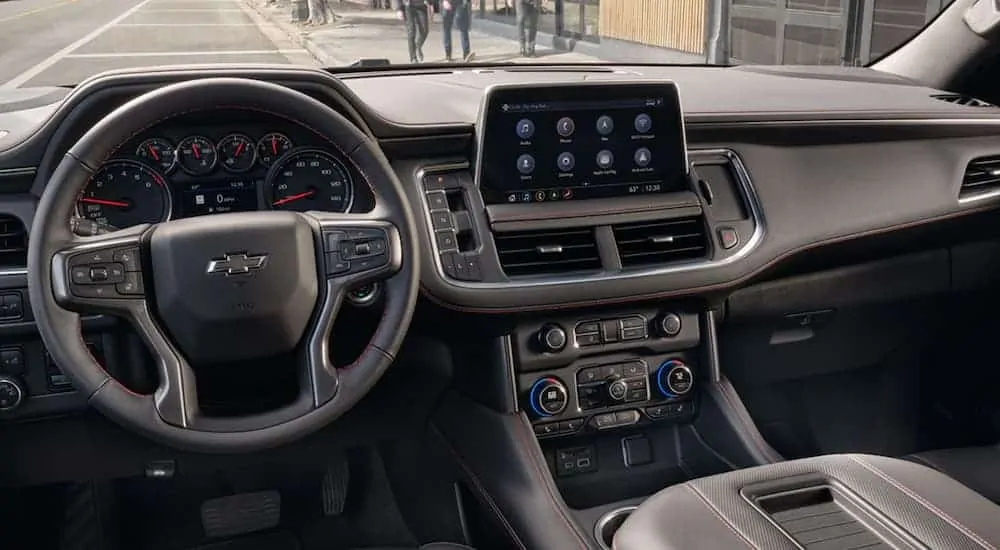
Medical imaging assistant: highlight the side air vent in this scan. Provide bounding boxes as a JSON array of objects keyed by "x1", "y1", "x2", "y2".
[
  {"x1": 932, "y1": 94, "x2": 996, "y2": 107},
  {"x1": 495, "y1": 227, "x2": 600, "y2": 277},
  {"x1": 0, "y1": 215, "x2": 27, "y2": 268},
  {"x1": 962, "y1": 155, "x2": 1000, "y2": 197},
  {"x1": 613, "y1": 217, "x2": 709, "y2": 268}
]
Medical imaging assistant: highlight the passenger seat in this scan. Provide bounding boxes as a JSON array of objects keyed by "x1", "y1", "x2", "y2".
[{"x1": 905, "y1": 445, "x2": 1000, "y2": 502}]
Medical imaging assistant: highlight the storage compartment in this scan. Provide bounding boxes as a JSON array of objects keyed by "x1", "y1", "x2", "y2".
[{"x1": 594, "y1": 506, "x2": 637, "y2": 550}]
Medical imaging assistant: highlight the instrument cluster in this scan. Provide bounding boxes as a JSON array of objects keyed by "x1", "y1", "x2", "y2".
[{"x1": 76, "y1": 119, "x2": 370, "y2": 230}]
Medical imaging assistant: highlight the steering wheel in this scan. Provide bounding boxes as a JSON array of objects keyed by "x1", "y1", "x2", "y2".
[{"x1": 27, "y1": 78, "x2": 420, "y2": 453}]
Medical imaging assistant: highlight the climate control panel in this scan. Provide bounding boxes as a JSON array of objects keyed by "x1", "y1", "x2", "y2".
[{"x1": 520, "y1": 355, "x2": 698, "y2": 439}]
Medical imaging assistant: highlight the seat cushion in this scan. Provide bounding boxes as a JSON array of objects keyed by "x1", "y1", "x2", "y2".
[
  {"x1": 615, "y1": 453, "x2": 1000, "y2": 550},
  {"x1": 905, "y1": 445, "x2": 1000, "y2": 503}
]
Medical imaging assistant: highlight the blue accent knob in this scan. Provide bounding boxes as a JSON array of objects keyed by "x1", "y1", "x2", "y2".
[
  {"x1": 529, "y1": 377, "x2": 567, "y2": 417},
  {"x1": 656, "y1": 360, "x2": 693, "y2": 398}
]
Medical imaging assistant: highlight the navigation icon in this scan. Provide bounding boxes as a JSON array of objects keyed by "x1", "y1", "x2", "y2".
[
  {"x1": 517, "y1": 154, "x2": 536, "y2": 174},
  {"x1": 596, "y1": 115, "x2": 614, "y2": 136},
  {"x1": 634, "y1": 113, "x2": 652, "y2": 133},
  {"x1": 634, "y1": 147, "x2": 651, "y2": 167},
  {"x1": 516, "y1": 118, "x2": 535, "y2": 139},
  {"x1": 596, "y1": 150, "x2": 614, "y2": 169},
  {"x1": 557, "y1": 117, "x2": 576, "y2": 137},
  {"x1": 557, "y1": 152, "x2": 576, "y2": 172}
]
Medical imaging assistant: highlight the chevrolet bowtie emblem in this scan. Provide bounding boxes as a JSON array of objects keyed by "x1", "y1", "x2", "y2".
[{"x1": 206, "y1": 253, "x2": 269, "y2": 276}]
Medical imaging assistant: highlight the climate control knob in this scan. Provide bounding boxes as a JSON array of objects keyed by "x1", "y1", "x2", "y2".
[
  {"x1": 656, "y1": 360, "x2": 694, "y2": 398},
  {"x1": 528, "y1": 377, "x2": 569, "y2": 417},
  {"x1": 0, "y1": 375, "x2": 25, "y2": 412},
  {"x1": 606, "y1": 375, "x2": 628, "y2": 402},
  {"x1": 537, "y1": 324, "x2": 568, "y2": 353}
]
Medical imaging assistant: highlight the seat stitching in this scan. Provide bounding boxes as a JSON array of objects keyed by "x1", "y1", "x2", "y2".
[
  {"x1": 687, "y1": 484, "x2": 758, "y2": 549},
  {"x1": 850, "y1": 455, "x2": 995, "y2": 550}
]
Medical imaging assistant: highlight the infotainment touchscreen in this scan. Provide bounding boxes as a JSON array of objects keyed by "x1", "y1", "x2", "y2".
[{"x1": 476, "y1": 82, "x2": 687, "y2": 205}]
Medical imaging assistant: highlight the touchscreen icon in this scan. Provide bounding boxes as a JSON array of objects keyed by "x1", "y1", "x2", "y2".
[
  {"x1": 556, "y1": 117, "x2": 575, "y2": 137},
  {"x1": 557, "y1": 152, "x2": 576, "y2": 172},
  {"x1": 634, "y1": 147, "x2": 651, "y2": 167},
  {"x1": 596, "y1": 150, "x2": 614, "y2": 169},
  {"x1": 596, "y1": 115, "x2": 614, "y2": 136},
  {"x1": 517, "y1": 154, "x2": 536, "y2": 174},
  {"x1": 634, "y1": 114, "x2": 652, "y2": 133},
  {"x1": 516, "y1": 119, "x2": 535, "y2": 139}
]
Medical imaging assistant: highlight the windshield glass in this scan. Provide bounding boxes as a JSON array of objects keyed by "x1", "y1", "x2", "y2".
[{"x1": 0, "y1": 0, "x2": 955, "y2": 88}]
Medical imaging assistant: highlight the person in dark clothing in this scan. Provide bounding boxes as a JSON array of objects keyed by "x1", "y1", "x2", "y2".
[
  {"x1": 397, "y1": 0, "x2": 430, "y2": 62},
  {"x1": 517, "y1": 0, "x2": 540, "y2": 57},
  {"x1": 441, "y1": 0, "x2": 473, "y2": 62}
]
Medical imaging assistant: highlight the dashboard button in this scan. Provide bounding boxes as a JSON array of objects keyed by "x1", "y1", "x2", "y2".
[
  {"x1": 622, "y1": 362, "x2": 644, "y2": 377},
  {"x1": 516, "y1": 119, "x2": 535, "y2": 140},
  {"x1": 556, "y1": 117, "x2": 575, "y2": 137},
  {"x1": 615, "y1": 410, "x2": 640, "y2": 425},
  {"x1": 577, "y1": 332, "x2": 601, "y2": 346},
  {"x1": 426, "y1": 191, "x2": 448, "y2": 211},
  {"x1": 557, "y1": 152, "x2": 575, "y2": 172},
  {"x1": 435, "y1": 230, "x2": 458, "y2": 251},
  {"x1": 596, "y1": 115, "x2": 614, "y2": 135},
  {"x1": 560, "y1": 418, "x2": 584, "y2": 432},
  {"x1": 592, "y1": 413, "x2": 616, "y2": 429},
  {"x1": 622, "y1": 327, "x2": 646, "y2": 341},
  {"x1": 601, "y1": 320, "x2": 620, "y2": 343},
  {"x1": 533, "y1": 422, "x2": 559, "y2": 436},
  {"x1": 430, "y1": 211, "x2": 453, "y2": 230},
  {"x1": 634, "y1": 147, "x2": 651, "y2": 167},
  {"x1": 718, "y1": 227, "x2": 740, "y2": 249},
  {"x1": 517, "y1": 154, "x2": 535, "y2": 175},
  {"x1": 625, "y1": 388, "x2": 647, "y2": 402},
  {"x1": 596, "y1": 150, "x2": 614, "y2": 169},
  {"x1": 634, "y1": 114, "x2": 652, "y2": 133},
  {"x1": 1, "y1": 295, "x2": 22, "y2": 320},
  {"x1": 576, "y1": 321, "x2": 600, "y2": 334}
]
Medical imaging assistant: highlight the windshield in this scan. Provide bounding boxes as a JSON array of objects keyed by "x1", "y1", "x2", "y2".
[{"x1": 0, "y1": 0, "x2": 954, "y2": 88}]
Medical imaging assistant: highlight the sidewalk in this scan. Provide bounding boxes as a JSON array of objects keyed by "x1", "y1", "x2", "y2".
[{"x1": 244, "y1": 0, "x2": 600, "y2": 66}]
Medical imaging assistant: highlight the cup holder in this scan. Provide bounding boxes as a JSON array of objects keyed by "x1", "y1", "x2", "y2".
[{"x1": 594, "y1": 505, "x2": 637, "y2": 550}]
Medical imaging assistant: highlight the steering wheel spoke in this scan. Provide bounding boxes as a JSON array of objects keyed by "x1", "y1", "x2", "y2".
[{"x1": 51, "y1": 224, "x2": 152, "y2": 315}]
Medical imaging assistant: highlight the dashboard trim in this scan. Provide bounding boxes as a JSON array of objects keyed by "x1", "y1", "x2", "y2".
[
  {"x1": 418, "y1": 148, "x2": 765, "y2": 291},
  {"x1": 0, "y1": 167, "x2": 37, "y2": 177}
]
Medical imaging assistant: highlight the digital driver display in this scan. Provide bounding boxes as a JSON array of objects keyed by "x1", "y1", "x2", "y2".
[
  {"x1": 477, "y1": 82, "x2": 688, "y2": 205},
  {"x1": 179, "y1": 179, "x2": 259, "y2": 217}
]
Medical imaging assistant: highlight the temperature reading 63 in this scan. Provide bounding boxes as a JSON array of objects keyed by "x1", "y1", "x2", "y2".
[
  {"x1": 628, "y1": 183, "x2": 662, "y2": 193},
  {"x1": 267, "y1": 148, "x2": 354, "y2": 213}
]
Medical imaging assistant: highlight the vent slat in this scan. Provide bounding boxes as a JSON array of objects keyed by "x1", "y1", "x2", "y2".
[
  {"x1": 933, "y1": 94, "x2": 996, "y2": 108},
  {"x1": 961, "y1": 155, "x2": 1000, "y2": 197},
  {"x1": 0, "y1": 215, "x2": 26, "y2": 268},
  {"x1": 614, "y1": 217, "x2": 709, "y2": 268},
  {"x1": 496, "y1": 227, "x2": 600, "y2": 277}
]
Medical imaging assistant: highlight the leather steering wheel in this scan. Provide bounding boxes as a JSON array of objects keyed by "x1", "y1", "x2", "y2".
[{"x1": 27, "y1": 78, "x2": 420, "y2": 453}]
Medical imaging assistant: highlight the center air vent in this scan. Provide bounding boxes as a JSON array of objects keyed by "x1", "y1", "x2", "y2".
[
  {"x1": 962, "y1": 155, "x2": 1000, "y2": 197},
  {"x1": 0, "y1": 215, "x2": 27, "y2": 268},
  {"x1": 932, "y1": 94, "x2": 996, "y2": 107},
  {"x1": 495, "y1": 227, "x2": 600, "y2": 277},
  {"x1": 613, "y1": 217, "x2": 709, "y2": 268}
]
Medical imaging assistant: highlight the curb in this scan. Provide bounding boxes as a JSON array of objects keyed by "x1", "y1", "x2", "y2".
[{"x1": 243, "y1": 0, "x2": 349, "y2": 66}]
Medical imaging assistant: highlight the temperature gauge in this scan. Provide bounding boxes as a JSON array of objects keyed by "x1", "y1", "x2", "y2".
[
  {"x1": 136, "y1": 138, "x2": 177, "y2": 173},
  {"x1": 217, "y1": 133, "x2": 256, "y2": 173},
  {"x1": 256, "y1": 133, "x2": 292, "y2": 167},
  {"x1": 176, "y1": 135, "x2": 217, "y2": 176}
]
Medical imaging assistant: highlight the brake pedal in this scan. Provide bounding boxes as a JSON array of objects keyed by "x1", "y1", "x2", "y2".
[
  {"x1": 321, "y1": 454, "x2": 350, "y2": 516},
  {"x1": 200, "y1": 491, "x2": 281, "y2": 538}
]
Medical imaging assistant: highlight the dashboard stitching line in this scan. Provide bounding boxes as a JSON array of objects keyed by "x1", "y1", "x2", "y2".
[
  {"x1": 849, "y1": 455, "x2": 995, "y2": 550},
  {"x1": 419, "y1": 202, "x2": 1000, "y2": 312}
]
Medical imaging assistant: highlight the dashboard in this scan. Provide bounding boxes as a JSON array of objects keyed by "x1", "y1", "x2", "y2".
[{"x1": 76, "y1": 109, "x2": 375, "y2": 230}]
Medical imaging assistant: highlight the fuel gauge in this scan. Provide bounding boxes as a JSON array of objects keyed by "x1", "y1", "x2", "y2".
[
  {"x1": 256, "y1": 133, "x2": 292, "y2": 167},
  {"x1": 218, "y1": 133, "x2": 256, "y2": 173},
  {"x1": 136, "y1": 138, "x2": 177, "y2": 173}
]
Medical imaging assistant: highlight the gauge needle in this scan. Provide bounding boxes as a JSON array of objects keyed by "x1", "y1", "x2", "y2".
[
  {"x1": 272, "y1": 190, "x2": 315, "y2": 206},
  {"x1": 271, "y1": 136, "x2": 278, "y2": 155},
  {"x1": 192, "y1": 144, "x2": 201, "y2": 160},
  {"x1": 234, "y1": 142, "x2": 245, "y2": 158},
  {"x1": 80, "y1": 197, "x2": 129, "y2": 208},
  {"x1": 148, "y1": 145, "x2": 160, "y2": 161}
]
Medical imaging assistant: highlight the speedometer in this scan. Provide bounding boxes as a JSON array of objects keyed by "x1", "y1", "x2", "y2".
[
  {"x1": 266, "y1": 149, "x2": 353, "y2": 213},
  {"x1": 77, "y1": 160, "x2": 171, "y2": 229}
]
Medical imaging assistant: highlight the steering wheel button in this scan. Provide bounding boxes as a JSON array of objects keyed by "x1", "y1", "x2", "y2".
[
  {"x1": 113, "y1": 247, "x2": 141, "y2": 271},
  {"x1": 116, "y1": 273, "x2": 144, "y2": 296},
  {"x1": 73, "y1": 284, "x2": 119, "y2": 299},
  {"x1": 349, "y1": 254, "x2": 387, "y2": 274},
  {"x1": 370, "y1": 238, "x2": 387, "y2": 255},
  {"x1": 70, "y1": 250, "x2": 114, "y2": 267},
  {"x1": 325, "y1": 253, "x2": 350, "y2": 275},
  {"x1": 89, "y1": 267, "x2": 109, "y2": 282},
  {"x1": 71, "y1": 267, "x2": 90, "y2": 285},
  {"x1": 354, "y1": 242, "x2": 372, "y2": 256},
  {"x1": 323, "y1": 231, "x2": 346, "y2": 252}
]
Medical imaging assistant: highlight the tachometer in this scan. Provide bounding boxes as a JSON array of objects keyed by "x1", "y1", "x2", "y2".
[
  {"x1": 176, "y1": 135, "x2": 217, "y2": 175},
  {"x1": 77, "y1": 160, "x2": 171, "y2": 229},
  {"x1": 256, "y1": 133, "x2": 293, "y2": 167},
  {"x1": 267, "y1": 149, "x2": 353, "y2": 213},
  {"x1": 217, "y1": 133, "x2": 256, "y2": 173},
  {"x1": 136, "y1": 138, "x2": 177, "y2": 173}
]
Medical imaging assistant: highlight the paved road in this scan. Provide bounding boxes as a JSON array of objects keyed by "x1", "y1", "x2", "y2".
[{"x1": 0, "y1": 0, "x2": 318, "y2": 89}]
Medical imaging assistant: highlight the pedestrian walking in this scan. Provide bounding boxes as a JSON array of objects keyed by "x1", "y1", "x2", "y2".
[
  {"x1": 517, "y1": 0, "x2": 540, "y2": 57},
  {"x1": 441, "y1": 0, "x2": 474, "y2": 62},
  {"x1": 396, "y1": 0, "x2": 431, "y2": 62}
]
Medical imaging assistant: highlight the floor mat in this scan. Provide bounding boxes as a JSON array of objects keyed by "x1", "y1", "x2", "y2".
[{"x1": 189, "y1": 532, "x2": 298, "y2": 550}]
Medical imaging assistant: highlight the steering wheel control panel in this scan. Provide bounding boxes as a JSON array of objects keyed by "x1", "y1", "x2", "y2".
[{"x1": 513, "y1": 308, "x2": 702, "y2": 440}]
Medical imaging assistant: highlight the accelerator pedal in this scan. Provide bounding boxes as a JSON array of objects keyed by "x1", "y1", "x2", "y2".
[
  {"x1": 321, "y1": 453, "x2": 350, "y2": 516},
  {"x1": 200, "y1": 491, "x2": 281, "y2": 539}
]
